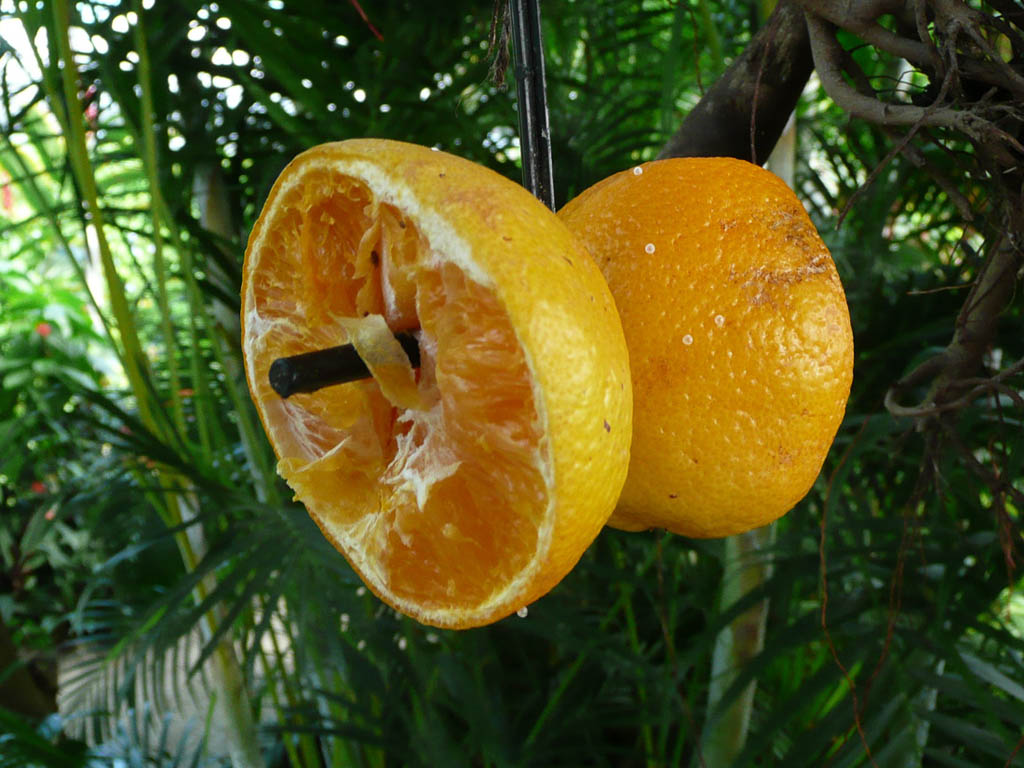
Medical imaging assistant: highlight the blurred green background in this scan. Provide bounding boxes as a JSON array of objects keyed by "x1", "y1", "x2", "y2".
[{"x1": 1, "y1": 1, "x2": 1021, "y2": 766}]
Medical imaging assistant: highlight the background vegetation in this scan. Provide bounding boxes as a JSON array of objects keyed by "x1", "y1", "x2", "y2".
[{"x1": 1, "y1": 0, "x2": 1021, "y2": 766}]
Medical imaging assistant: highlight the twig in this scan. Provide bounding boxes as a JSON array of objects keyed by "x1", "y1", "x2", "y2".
[
  {"x1": 913, "y1": 0, "x2": 944, "y2": 78},
  {"x1": 820, "y1": 415, "x2": 883, "y2": 768},
  {"x1": 885, "y1": 358, "x2": 1024, "y2": 419},
  {"x1": 808, "y1": 15, "x2": 971, "y2": 134},
  {"x1": 941, "y1": 420, "x2": 1024, "y2": 511},
  {"x1": 933, "y1": 0, "x2": 1024, "y2": 95},
  {"x1": 799, "y1": 0, "x2": 934, "y2": 65},
  {"x1": 799, "y1": 0, "x2": 1024, "y2": 97},
  {"x1": 894, "y1": 136, "x2": 975, "y2": 222},
  {"x1": 813, "y1": 13, "x2": 1024, "y2": 177},
  {"x1": 885, "y1": 232, "x2": 1023, "y2": 419},
  {"x1": 347, "y1": 0, "x2": 383, "y2": 41},
  {"x1": 837, "y1": 63, "x2": 958, "y2": 224},
  {"x1": 487, "y1": 0, "x2": 512, "y2": 88}
]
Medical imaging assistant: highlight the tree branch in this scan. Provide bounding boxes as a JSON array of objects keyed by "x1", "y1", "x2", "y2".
[
  {"x1": 658, "y1": 0, "x2": 813, "y2": 164},
  {"x1": 931, "y1": 0, "x2": 1024, "y2": 97},
  {"x1": 799, "y1": 0, "x2": 934, "y2": 66},
  {"x1": 807, "y1": 14, "x2": 953, "y2": 129},
  {"x1": 799, "y1": 0, "x2": 1024, "y2": 97},
  {"x1": 666, "y1": 0, "x2": 1024, "y2": 428},
  {"x1": 885, "y1": 230, "x2": 1023, "y2": 418},
  {"x1": 805, "y1": 12, "x2": 1024, "y2": 159}
]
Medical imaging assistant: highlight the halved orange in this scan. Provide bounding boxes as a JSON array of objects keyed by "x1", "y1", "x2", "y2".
[{"x1": 241, "y1": 139, "x2": 632, "y2": 628}]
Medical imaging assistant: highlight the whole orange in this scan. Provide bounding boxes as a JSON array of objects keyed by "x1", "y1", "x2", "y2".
[
  {"x1": 558, "y1": 157, "x2": 853, "y2": 538},
  {"x1": 241, "y1": 139, "x2": 632, "y2": 628}
]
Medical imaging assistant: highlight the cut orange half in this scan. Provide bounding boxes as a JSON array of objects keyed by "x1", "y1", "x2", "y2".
[{"x1": 241, "y1": 139, "x2": 632, "y2": 628}]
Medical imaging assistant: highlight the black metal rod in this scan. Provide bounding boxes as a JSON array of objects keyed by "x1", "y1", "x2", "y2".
[
  {"x1": 268, "y1": 331, "x2": 420, "y2": 398},
  {"x1": 510, "y1": 0, "x2": 555, "y2": 211},
  {"x1": 266, "y1": 1, "x2": 556, "y2": 399}
]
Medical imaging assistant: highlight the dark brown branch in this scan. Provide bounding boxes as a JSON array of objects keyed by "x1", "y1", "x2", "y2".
[
  {"x1": 807, "y1": 14, "x2": 959, "y2": 129},
  {"x1": 913, "y1": 0, "x2": 944, "y2": 76},
  {"x1": 657, "y1": 0, "x2": 813, "y2": 164},
  {"x1": 835, "y1": 58, "x2": 959, "y2": 224},
  {"x1": 938, "y1": 234, "x2": 1021, "y2": 391},
  {"x1": 800, "y1": 0, "x2": 934, "y2": 65},
  {"x1": 895, "y1": 137, "x2": 974, "y2": 221},
  {"x1": 800, "y1": 0, "x2": 1024, "y2": 97},
  {"x1": 662, "y1": 0, "x2": 1023, "y2": 427},
  {"x1": 885, "y1": 357, "x2": 1024, "y2": 418},
  {"x1": 805, "y1": 12, "x2": 1024, "y2": 158},
  {"x1": 885, "y1": 232, "x2": 1023, "y2": 418},
  {"x1": 931, "y1": 0, "x2": 1024, "y2": 97},
  {"x1": 941, "y1": 420, "x2": 1024, "y2": 511}
]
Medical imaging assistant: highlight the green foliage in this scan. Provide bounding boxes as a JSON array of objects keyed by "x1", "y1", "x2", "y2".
[
  {"x1": 0, "y1": 1, "x2": 1021, "y2": 767},
  {"x1": 0, "y1": 706, "x2": 219, "y2": 768},
  {"x1": 0, "y1": 710, "x2": 91, "y2": 768}
]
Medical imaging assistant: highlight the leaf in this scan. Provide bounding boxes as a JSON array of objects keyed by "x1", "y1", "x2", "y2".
[{"x1": 959, "y1": 651, "x2": 1024, "y2": 703}]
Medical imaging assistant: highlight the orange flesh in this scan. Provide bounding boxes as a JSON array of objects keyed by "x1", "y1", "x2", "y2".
[{"x1": 246, "y1": 169, "x2": 548, "y2": 611}]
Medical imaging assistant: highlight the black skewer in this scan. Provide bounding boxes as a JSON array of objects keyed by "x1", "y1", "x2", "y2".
[
  {"x1": 266, "y1": 0, "x2": 553, "y2": 397},
  {"x1": 509, "y1": 0, "x2": 555, "y2": 211},
  {"x1": 269, "y1": 332, "x2": 421, "y2": 398}
]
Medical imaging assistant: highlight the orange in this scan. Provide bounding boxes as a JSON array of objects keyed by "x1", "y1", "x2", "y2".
[
  {"x1": 558, "y1": 157, "x2": 853, "y2": 538},
  {"x1": 241, "y1": 139, "x2": 632, "y2": 628}
]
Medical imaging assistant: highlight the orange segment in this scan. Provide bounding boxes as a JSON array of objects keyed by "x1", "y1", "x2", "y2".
[{"x1": 242, "y1": 139, "x2": 632, "y2": 628}]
